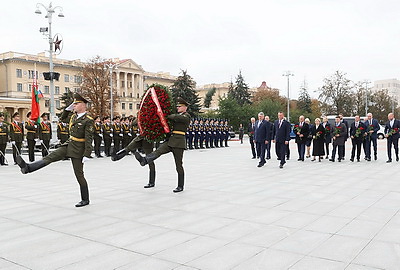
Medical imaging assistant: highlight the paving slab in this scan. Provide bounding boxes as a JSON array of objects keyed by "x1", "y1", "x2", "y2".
[{"x1": 0, "y1": 138, "x2": 399, "y2": 269}]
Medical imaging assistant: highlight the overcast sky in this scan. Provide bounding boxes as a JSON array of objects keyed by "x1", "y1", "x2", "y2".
[{"x1": 2, "y1": 0, "x2": 400, "y2": 99}]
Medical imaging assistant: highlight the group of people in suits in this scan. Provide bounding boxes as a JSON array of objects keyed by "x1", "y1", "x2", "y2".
[{"x1": 248, "y1": 111, "x2": 400, "y2": 168}]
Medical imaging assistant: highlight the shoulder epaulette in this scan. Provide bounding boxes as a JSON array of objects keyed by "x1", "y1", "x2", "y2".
[{"x1": 87, "y1": 115, "x2": 93, "y2": 120}]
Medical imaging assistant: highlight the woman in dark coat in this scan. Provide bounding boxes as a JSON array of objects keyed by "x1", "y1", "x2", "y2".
[
  {"x1": 322, "y1": 116, "x2": 332, "y2": 159},
  {"x1": 311, "y1": 118, "x2": 325, "y2": 162},
  {"x1": 238, "y1": 124, "x2": 244, "y2": 144}
]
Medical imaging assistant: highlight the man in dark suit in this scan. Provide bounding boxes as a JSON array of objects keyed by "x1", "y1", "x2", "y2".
[
  {"x1": 364, "y1": 113, "x2": 380, "y2": 161},
  {"x1": 294, "y1": 115, "x2": 310, "y2": 161},
  {"x1": 248, "y1": 117, "x2": 256, "y2": 159},
  {"x1": 339, "y1": 114, "x2": 349, "y2": 160},
  {"x1": 265, "y1": 115, "x2": 273, "y2": 160},
  {"x1": 330, "y1": 116, "x2": 347, "y2": 162},
  {"x1": 384, "y1": 113, "x2": 400, "y2": 162},
  {"x1": 273, "y1": 112, "x2": 291, "y2": 168},
  {"x1": 349, "y1": 115, "x2": 366, "y2": 162},
  {"x1": 254, "y1": 112, "x2": 272, "y2": 167}
]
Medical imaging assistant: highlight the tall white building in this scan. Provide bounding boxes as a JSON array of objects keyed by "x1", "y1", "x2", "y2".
[{"x1": 373, "y1": 78, "x2": 400, "y2": 101}]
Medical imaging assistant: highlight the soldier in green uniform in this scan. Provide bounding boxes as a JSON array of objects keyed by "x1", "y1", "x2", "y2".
[
  {"x1": 57, "y1": 119, "x2": 69, "y2": 144},
  {"x1": 93, "y1": 116, "x2": 103, "y2": 158},
  {"x1": 25, "y1": 112, "x2": 38, "y2": 162},
  {"x1": 102, "y1": 116, "x2": 113, "y2": 157},
  {"x1": 16, "y1": 93, "x2": 94, "y2": 207},
  {"x1": 134, "y1": 97, "x2": 191, "y2": 193},
  {"x1": 113, "y1": 116, "x2": 123, "y2": 153},
  {"x1": 10, "y1": 112, "x2": 24, "y2": 165},
  {"x1": 38, "y1": 112, "x2": 52, "y2": 157},
  {"x1": 111, "y1": 118, "x2": 156, "y2": 188},
  {"x1": 0, "y1": 113, "x2": 9, "y2": 166},
  {"x1": 122, "y1": 117, "x2": 132, "y2": 149}
]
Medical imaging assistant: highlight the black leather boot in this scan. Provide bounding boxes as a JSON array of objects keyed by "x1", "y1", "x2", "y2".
[
  {"x1": 134, "y1": 151, "x2": 157, "y2": 166},
  {"x1": 16, "y1": 155, "x2": 48, "y2": 174},
  {"x1": 111, "y1": 148, "x2": 128, "y2": 161},
  {"x1": 144, "y1": 169, "x2": 156, "y2": 188}
]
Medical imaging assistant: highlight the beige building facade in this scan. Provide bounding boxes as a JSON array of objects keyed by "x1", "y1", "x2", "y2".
[
  {"x1": 0, "y1": 51, "x2": 176, "y2": 122},
  {"x1": 373, "y1": 78, "x2": 400, "y2": 102}
]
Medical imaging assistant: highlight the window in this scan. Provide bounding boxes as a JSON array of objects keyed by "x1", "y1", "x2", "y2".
[
  {"x1": 136, "y1": 103, "x2": 140, "y2": 109},
  {"x1": 74, "y1": 87, "x2": 80, "y2": 92},
  {"x1": 123, "y1": 92, "x2": 125, "y2": 97},
  {"x1": 17, "y1": 83, "x2": 23, "y2": 92},
  {"x1": 129, "y1": 81, "x2": 132, "y2": 88},
  {"x1": 74, "y1": 75, "x2": 82, "y2": 84},
  {"x1": 28, "y1": 70, "x2": 38, "y2": 79},
  {"x1": 121, "y1": 81, "x2": 125, "y2": 88},
  {"x1": 65, "y1": 87, "x2": 70, "y2": 93},
  {"x1": 45, "y1": 99, "x2": 50, "y2": 107},
  {"x1": 45, "y1": 85, "x2": 50, "y2": 94},
  {"x1": 121, "y1": 103, "x2": 125, "y2": 110},
  {"x1": 129, "y1": 93, "x2": 132, "y2": 98},
  {"x1": 28, "y1": 84, "x2": 32, "y2": 92},
  {"x1": 129, "y1": 103, "x2": 133, "y2": 110},
  {"x1": 64, "y1": 74, "x2": 69, "y2": 82},
  {"x1": 55, "y1": 86, "x2": 60, "y2": 94},
  {"x1": 56, "y1": 100, "x2": 61, "y2": 109},
  {"x1": 136, "y1": 93, "x2": 139, "y2": 98},
  {"x1": 16, "y1": 69, "x2": 22, "y2": 78}
]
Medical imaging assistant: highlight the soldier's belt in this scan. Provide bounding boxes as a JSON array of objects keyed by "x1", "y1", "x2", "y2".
[
  {"x1": 28, "y1": 130, "x2": 36, "y2": 133},
  {"x1": 172, "y1": 131, "x2": 186, "y2": 135},
  {"x1": 70, "y1": 136, "x2": 86, "y2": 142},
  {"x1": 0, "y1": 133, "x2": 6, "y2": 135},
  {"x1": 42, "y1": 131, "x2": 50, "y2": 133},
  {"x1": 60, "y1": 132, "x2": 68, "y2": 134}
]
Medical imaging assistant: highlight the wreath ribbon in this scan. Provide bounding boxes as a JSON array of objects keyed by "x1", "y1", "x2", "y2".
[{"x1": 138, "y1": 87, "x2": 170, "y2": 136}]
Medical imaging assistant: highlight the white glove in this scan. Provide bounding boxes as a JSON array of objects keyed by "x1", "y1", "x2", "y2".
[
  {"x1": 66, "y1": 103, "x2": 74, "y2": 111},
  {"x1": 128, "y1": 133, "x2": 132, "y2": 136},
  {"x1": 99, "y1": 134, "x2": 103, "y2": 137},
  {"x1": 82, "y1": 157, "x2": 90, "y2": 163},
  {"x1": 38, "y1": 139, "x2": 42, "y2": 144},
  {"x1": 11, "y1": 141, "x2": 15, "y2": 145},
  {"x1": 110, "y1": 134, "x2": 113, "y2": 137},
  {"x1": 34, "y1": 125, "x2": 37, "y2": 128},
  {"x1": 119, "y1": 133, "x2": 123, "y2": 137}
]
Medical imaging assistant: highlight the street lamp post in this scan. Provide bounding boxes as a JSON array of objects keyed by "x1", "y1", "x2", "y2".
[
  {"x1": 364, "y1": 80, "x2": 371, "y2": 116},
  {"x1": 282, "y1": 71, "x2": 294, "y2": 122},
  {"x1": 104, "y1": 63, "x2": 118, "y2": 120},
  {"x1": 35, "y1": 2, "x2": 64, "y2": 131}
]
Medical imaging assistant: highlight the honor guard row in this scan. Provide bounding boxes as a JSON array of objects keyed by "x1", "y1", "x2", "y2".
[{"x1": 186, "y1": 118, "x2": 231, "y2": 149}]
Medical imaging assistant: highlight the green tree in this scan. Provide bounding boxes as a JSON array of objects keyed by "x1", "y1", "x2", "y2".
[
  {"x1": 170, "y1": 70, "x2": 200, "y2": 115},
  {"x1": 369, "y1": 89, "x2": 398, "y2": 124},
  {"x1": 297, "y1": 82, "x2": 312, "y2": 113},
  {"x1": 59, "y1": 90, "x2": 74, "y2": 110},
  {"x1": 203, "y1": 87, "x2": 216, "y2": 108},
  {"x1": 218, "y1": 97, "x2": 256, "y2": 131},
  {"x1": 318, "y1": 71, "x2": 354, "y2": 115},
  {"x1": 228, "y1": 71, "x2": 251, "y2": 106}
]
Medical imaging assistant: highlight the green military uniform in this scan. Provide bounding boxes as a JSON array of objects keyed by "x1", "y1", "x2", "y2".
[
  {"x1": 25, "y1": 116, "x2": 38, "y2": 162},
  {"x1": 102, "y1": 121, "x2": 113, "y2": 157},
  {"x1": 134, "y1": 97, "x2": 191, "y2": 192},
  {"x1": 57, "y1": 121, "x2": 69, "y2": 144},
  {"x1": 113, "y1": 119, "x2": 122, "y2": 153},
  {"x1": 10, "y1": 114, "x2": 24, "y2": 164},
  {"x1": 122, "y1": 122, "x2": 132, "y2": 148},
  {"x1": 93, "y1": 120, "x2": 103, "y2": 157},
  {"x1": 38, "y1": 114, "x2": 52, "y2": 157},
  {"x1": 0, "y1": 115, "x2": 9, "y2": 166},
  {"x1": 16, "y1": 93, "x2": 94, "y2": 207}
]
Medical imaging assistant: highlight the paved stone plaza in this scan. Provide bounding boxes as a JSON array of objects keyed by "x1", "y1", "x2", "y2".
[{"x1": 0, "y1": 138, "x2": 399, "y2": 270}]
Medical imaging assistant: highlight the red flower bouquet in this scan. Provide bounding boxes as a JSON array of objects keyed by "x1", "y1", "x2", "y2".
[
  {"x1": 355, "y1": 126, "x2": 364, "y2": 138},
  {"x1": 387, "y1": 127, "x2": 399, "y2": 137},
  {"x1": 137, "y1": 84, "x2": 173, "y2": 142}
]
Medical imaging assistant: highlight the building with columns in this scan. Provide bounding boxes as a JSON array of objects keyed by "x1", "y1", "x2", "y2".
[
  {"x1": 373, "y1": 78, "x2": 400, "y2": 102},
  {"x1": 0, "y1": 51, "x2": 176, "y2": 122}
]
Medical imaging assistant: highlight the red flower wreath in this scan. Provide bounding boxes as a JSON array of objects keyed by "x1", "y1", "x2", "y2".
[{"x1": 138, "y1": 84, "x2": 173, "y2": 142}]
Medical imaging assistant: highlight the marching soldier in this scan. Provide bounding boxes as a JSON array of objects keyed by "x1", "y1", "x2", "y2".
[
  {"x1": 38, "y1": 112, "x2": 51, "y2": 157},
  {"x1": 16, "y1": 93, "x2": 94, "y2": 207},
  {"x1": 0, "y1": 113, "x2": 8, "y2": 166},
  {"x1": 102, "y1": 116, "x2": 113, "y2": 157},
  {"x1": 134, "y1": 97, "x2": 191, "y2": 193},
  {"x1": 112, "y1": 117, "x2": 156, "y2": 188},
  {"x1": 10, "y1": 112, "x2": 24, "y2": 165},
  {"x1": 25, "y1": 112, "x2": 38, "y2": 162},
  {"x1": 113, "y1": 116, "x2": 123, "y2": 153},
  {"x1": 93, "y1": 116, "x2": 103, "y2": 158},
  {"x1": 131, "y1": 117, "x2": 138, "y2": 140}
]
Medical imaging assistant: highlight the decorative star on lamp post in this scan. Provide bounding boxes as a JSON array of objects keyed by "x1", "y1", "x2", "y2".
[{"x1": 53, "y1": 34, "x2": 63, "y2": 54}]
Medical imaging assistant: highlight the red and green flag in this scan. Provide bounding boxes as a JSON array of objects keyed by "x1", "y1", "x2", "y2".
[{"x1": 31, "y1": 71, "x2": 41, "y2": 123}]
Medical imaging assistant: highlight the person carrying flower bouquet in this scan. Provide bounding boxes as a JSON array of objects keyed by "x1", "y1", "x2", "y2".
[
  {"x1": 310, "y1": 118, "x2": 325, "y2": 162},
  {"x1": 349, "y1": 115, "x2": 366, "y2": 162},
  {"x1": 329, "y1": 116, "x2": 347, "y2": 162},
  {"x1": 134, "y1": 97, "x2": 191, "y2": 193}
]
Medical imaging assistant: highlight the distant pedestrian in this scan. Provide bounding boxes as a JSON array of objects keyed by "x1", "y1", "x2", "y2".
[{"x1": 238, "y1": 124, "x2": 244, "y2": 144}]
